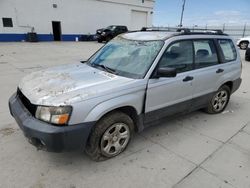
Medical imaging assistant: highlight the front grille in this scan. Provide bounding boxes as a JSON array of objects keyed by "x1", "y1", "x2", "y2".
[{"x1": 17, "y1": 88, "x2": 37, "y2": 116}]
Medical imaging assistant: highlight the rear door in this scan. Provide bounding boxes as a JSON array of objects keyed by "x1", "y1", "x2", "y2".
[{"x1": 191, "y1": 39, "x2": 225, "y2": 109}]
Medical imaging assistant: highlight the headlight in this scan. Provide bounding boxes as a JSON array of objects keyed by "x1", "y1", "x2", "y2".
[
  {"x1": 101, "y1": 32, "x2": 106, "y2": 35},
  {"x1": 35, "y1": 106, "x2": 72, "y2": 125}
]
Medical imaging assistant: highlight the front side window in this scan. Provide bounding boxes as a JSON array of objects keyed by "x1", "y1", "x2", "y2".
[
  {"x1": 194, "y1": 40, "x2": 218, "y2": 69},
  {"x1": 218, "y1": 39, "x2": 237, "y2": 62},
  {"x1": 158, "y1": 40, "x2": 193, "y2": 73},
  {"x1": 88, "y1": 37, "x2": 164, "y2": 79}
]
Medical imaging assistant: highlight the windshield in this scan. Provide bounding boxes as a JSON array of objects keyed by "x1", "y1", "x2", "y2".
[
  {"x1": 88, "y1": 37, "x2": 164, "y2": 79},
  {"x1": 106, "y1": 26, "x2": 116, "y2": 31}
]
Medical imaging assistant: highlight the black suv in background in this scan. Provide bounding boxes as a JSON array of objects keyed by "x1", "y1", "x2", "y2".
[
  {"x1": 96, "y1": 25, "x2": 128, "y2": 43},
  {"x1": 245, "y1": 47, "x2": 250, "y2": 61}
]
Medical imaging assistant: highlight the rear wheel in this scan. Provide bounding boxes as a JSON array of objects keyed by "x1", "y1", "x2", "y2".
[
  {"x1": 204, "y1": 85, "x2": 230, "y2": 114},
  {"x1": 240, "y1": 41, "x2": 249, "y2": 50},
  {"x1": 85, "y1": 111, "x2": 134, "y2": 161}
]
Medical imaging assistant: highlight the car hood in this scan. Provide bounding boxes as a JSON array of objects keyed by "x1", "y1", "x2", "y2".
[
  {"x1": 19, "y1": 63, "x2": 135, "y2": 105},
  {"x1": 96, "y1": 28, "x2": 104, "y2": 34}
]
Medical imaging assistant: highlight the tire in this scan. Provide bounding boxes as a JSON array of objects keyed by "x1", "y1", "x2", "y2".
[
  {"x1": 239, "y1": 41, "x2": 249, "y2": 50},
  {"x1": 204, "y1": 85, "x2": 231, "y2": 114},
  {"x1": 85, "y1": 111, "x2": 134, "y2": 161},
  {"x1": 97, "y1": 39, "x2": 102, "y2": 43}
]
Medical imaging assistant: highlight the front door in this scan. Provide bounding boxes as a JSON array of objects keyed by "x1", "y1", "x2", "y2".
[{"x1": 145, "y1": 40, "x2": 195, "y2": 124}]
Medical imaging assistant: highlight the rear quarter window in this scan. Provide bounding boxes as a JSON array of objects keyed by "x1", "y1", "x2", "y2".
[{"x1": 217, "y1": 39, "x2": 237, "y2": 63}]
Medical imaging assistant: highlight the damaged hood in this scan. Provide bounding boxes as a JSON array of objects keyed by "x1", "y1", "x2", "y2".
[{"x1": 19, "y1": 63, "x2": 135, "y2": 105}]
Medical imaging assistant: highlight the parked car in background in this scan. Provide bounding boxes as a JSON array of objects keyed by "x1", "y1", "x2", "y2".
[
  {"x1": 96, "y1": 25, "x2": 128, "y2": 43},
  {"x1": 9, "y1": 28, "x2": 242, "y2": 161},
  {"x1": 237, "y1": 36, "x2": 250, "y2": 49},
  {"x1": 245, "y1": 47, "x2": 250, "y2": 61}
]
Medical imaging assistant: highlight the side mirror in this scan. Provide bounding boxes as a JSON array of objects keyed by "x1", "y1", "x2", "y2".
[{"x1": 157, "y1": 67, "x2": 177, "y2": 78}]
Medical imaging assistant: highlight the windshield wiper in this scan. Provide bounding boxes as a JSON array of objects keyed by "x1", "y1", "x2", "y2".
[{"x1": 92, "y1": 63, "x2": 117, "y2": 74}]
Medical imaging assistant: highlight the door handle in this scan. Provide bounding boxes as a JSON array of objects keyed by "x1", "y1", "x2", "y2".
[
  {"x1": 216, "y1": 68, "x2": 224, "y2": 73},
  {"x1": 183, "y1": 76, "x2": 193, "y2": 82}
]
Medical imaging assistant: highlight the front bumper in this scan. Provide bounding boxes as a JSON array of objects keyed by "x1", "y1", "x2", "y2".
[{"x1": 9, "y1": 93, "x2": 95, "y2": 152}]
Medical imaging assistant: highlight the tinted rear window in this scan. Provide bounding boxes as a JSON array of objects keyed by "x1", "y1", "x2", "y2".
[{"x1": 218, "y1": 39, "x2": 237, "y2": 62}]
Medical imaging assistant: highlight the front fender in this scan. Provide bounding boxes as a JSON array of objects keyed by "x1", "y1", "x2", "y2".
[{"x1": 84, "y1": 91, "x2": 144, "y2": 122}]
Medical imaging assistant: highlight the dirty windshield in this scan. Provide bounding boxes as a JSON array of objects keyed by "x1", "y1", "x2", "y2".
[{"x1": 88, "y1": 37, "x2": 164, "y2": 79}]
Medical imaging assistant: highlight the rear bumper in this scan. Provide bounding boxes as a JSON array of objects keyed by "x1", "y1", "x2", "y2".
[
  {"x1": 232, "y1": 78, "x2": 242, "y2": 94},
  {"x1": 9, "y1": 93, "x2": 95, "y2": 152}
]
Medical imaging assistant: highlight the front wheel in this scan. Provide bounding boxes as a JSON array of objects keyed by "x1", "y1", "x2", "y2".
[
  {"x1": 85, "y1": 111, "x2": 134, "y2": 161},
  {"x1": 204, "y1": 85, "x2": 230, "y2": 114}
]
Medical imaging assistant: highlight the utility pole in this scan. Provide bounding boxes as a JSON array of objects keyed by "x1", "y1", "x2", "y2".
[
  {"x1": 179, "y1": 0, "x2": 186, "y2": 27},
  {"x1": 222, "y1": 23, "x2": 225, "y2": 32},
  {"x1": 243, "y1": 23, "x2": 247, "y2": 37}
]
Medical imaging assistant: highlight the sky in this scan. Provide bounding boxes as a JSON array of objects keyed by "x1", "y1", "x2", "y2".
[{"x1": 153, "y1": 0, "x2": 250, "y2": 27}]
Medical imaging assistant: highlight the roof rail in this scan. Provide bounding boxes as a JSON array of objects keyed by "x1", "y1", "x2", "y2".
[
  {"x1": 189, "y1": 28, "x2": 224, "y2": 34},
  {"x1": 141, "y1": 27, "x2": 190, "y2": 33},
  {"x1": 140, "y1": 27, "x2": 226, "y2": 35}
]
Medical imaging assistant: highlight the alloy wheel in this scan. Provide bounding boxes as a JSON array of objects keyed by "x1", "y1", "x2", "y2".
[
  {"x1": 212, "y1": 90, "x2": 229, "y2": 112},
  {"x1": 100, "y1": 123, "x2": 130, "y2": 157}
]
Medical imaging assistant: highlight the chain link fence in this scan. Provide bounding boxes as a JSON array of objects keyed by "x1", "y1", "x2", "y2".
[
  {"x1": 154, "y1": 24, "x2": 250, "y2": 40},
  {"x1": 189, "y1": 24, "x2": 250, "y2": 39}
]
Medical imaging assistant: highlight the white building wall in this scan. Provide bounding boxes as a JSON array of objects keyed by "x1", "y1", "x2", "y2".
[{"x1": 0, "y1": 0, "x2": 155, "y2": 41}]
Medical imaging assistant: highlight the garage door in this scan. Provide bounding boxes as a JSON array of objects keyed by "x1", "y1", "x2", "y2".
[{"x1": 131, "y1": 10, "x2": 147, "y2": 30}]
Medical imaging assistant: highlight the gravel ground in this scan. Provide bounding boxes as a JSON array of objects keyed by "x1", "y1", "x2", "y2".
[{"x1": 0, "y1": 42, "x2": 250, "y2": 188}]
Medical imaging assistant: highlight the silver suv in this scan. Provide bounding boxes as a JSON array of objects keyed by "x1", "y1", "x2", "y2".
[{"x1": 9, "y1": 28, "x2": 242, "y2": 161}]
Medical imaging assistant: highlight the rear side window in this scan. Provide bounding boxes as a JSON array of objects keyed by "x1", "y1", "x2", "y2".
[
  {"x1": 193, "y1": 40, "x2": 218, "y2": 69},
  {"x1": 218, "y1": 39, "x2": 237, "y2": 62},
  {"x1": 122, "y1": 27, "x2": 128, "y2": 31}
]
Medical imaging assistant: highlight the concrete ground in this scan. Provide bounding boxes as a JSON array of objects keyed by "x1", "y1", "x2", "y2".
[{"x1": 0, "y1": 42, "x2": 250, "y2": 188}]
